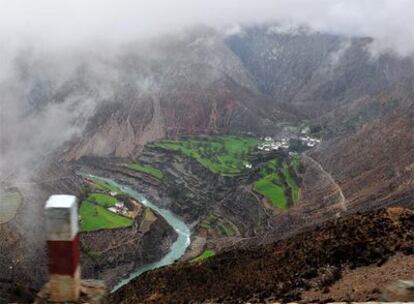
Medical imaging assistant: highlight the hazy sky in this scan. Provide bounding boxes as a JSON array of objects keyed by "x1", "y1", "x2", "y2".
[{"x1": 1, "y1": 0, "x2": 414, "y2": 55}]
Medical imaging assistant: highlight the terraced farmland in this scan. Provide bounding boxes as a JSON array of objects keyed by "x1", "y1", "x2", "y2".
[
  {"x1": 199, "y1": 213, "x2": 240, "y2": 237},
  {"x1": 128, "y1": 162, "x2": 163, "y2": 179},
  {"x1": 152, "y1": 135, "x2": 258, "y2": 176},
  {"x1": 254, "y1": 156, "x2": 301, "y2": 209}
]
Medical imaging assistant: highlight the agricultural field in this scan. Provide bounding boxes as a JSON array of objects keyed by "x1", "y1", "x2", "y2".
[
  {"x1": 254, "y1": 156, "x2": 301, "y2": 209},
  {"x1": 80, "y1": 201, "x2": 133, "y2": 232},
  {"x1": 128, "y1": 162, "x2": 163, "y2": 179},
  {"x1": 282, "y1": 157, "x2": 300, "y2": 202},
  {"x1": 255, "y1": 175, "x2": 287, "y2": 208},
  {"x1": 85, "y1": 193, "x2": 118, "y2": 208},
  {"x1": 87, "y1": 177, "x2": 122, "y2": 193},
  {"x1": 199, "y1": 213, "x2": 240, "y2": 237},
  {"x1": 0, "y1": 189, "x2": 23, "y2": 224},
  {"x1": 152, "y1": 135, "x2": 258, "y2": 175},
  {"x1": 80, "y1": 179, "x2": 133, "y2": 232},
  {"x1": 191, "y1": 249, "x2": 216, "y2": 262}
]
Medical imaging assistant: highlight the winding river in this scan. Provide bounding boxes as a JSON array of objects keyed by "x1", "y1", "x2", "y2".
[{"x1": 86, "y1": 175, "x2": 191, "y2": 293}]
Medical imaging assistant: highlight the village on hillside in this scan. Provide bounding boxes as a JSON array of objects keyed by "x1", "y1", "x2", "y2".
[{"x1": 257, "y1": 127, "x2": 321, "y2": 152}]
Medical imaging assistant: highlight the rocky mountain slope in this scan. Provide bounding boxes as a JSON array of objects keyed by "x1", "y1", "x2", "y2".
[
  {"x1": 110, "y1": 207, "x2": 414, "y2": 303},
  {"x1": 226, "y1": 25, "x2": 414, "y2": 116},
  {"x1": 309, "y1": 85, "x2": 414, "y2": 212}
]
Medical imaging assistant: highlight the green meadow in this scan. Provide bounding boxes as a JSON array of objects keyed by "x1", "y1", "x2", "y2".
[
  {"x1": 152, "y1": 135, "x2": 258, "y2": 175},
  {"x1": 79, "y1": 201, "x2": 132, "y2": 232},
  {"x1": 79, "y1": 192, "x2": 132, "y2": 232}
]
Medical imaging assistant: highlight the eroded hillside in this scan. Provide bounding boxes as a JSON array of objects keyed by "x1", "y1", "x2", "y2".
[{"x1": 110, "y1": 207, "x2": 414, "y2": 303}]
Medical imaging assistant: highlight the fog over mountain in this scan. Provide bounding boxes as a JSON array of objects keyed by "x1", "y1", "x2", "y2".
[
  {"x1": 2, "y1": 0, "x2": 414, "y2": 55},
  {"x1": 1, "y1": 0, "x2": 414, "y2": 182}
]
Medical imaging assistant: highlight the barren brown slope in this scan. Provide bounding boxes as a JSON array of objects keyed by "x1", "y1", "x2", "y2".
[
  {"x1": 110, "y1": 207, "x2": 414, "y2": 303},
  {"x1": 310, "y1": 88, "x2": 414, "y2": 212}
]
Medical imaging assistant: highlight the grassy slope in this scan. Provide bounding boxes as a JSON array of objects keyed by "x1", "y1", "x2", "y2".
[
  {"x1": 153, "y1": 135, "x2": 257, "y2": 175},
  {"x1": 255, "y1": 176, "x2": 287, "y2": 208},
  {"x1": 128, "y1": 162, "x2": 163, "y2": 179},
  {"x1": 282, "y1": 160, "x2": 300, "y2": 203},
  {"x1": 80, "y1": 201, "x2": 132, "y2": 232},
  {"x1": 254, "y1": 159, "x2": 287, "y2": 208},
  {"x1": 87, "y1": 193, "x2": 118, "y2": 208},
  {"x1": 80, "y1": 184, "x2": 132, "y2": 232},
  {"x1": 191, "y1": 249, "x2": 216, "y2": 262},
  {"x1": 254, "y1": 156, "x2": 300, "y2": 208}
]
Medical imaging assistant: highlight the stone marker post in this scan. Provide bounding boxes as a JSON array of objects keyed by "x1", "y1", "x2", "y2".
[{"x1": 45, "y1": 195, "x2": 80, "y2": 302}]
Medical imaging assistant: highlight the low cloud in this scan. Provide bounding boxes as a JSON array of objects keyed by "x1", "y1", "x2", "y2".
[{"x1": 1, "y1": 0, "x2": 413, "y2": 55}]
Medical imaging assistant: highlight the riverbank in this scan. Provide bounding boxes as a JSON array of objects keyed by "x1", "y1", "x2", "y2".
[{"x1": 78, "y1": 175, "x2": 189, "y2": 290}]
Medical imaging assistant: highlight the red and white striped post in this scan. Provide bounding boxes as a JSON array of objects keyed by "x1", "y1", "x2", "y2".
[{"x1": 45, "y1": 195, "x2": 80, "y2": 302}]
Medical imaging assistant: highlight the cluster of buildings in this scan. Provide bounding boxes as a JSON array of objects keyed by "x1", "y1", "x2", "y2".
[
  {"x1": 106, "y1": 191, "x2": 130, "y2": 216},
  {"x1": 257, "y1": 136, "x2": 290, "y2": 152},
  {"x1": 299, "y1": 136, "x2": 321, "y2": 147},
  {"x1": 257, "y1": 132, "x2": 322, "y2": 152},
  {"x1": 107, "y1": 202, "x2": 129, "y2": 216}
]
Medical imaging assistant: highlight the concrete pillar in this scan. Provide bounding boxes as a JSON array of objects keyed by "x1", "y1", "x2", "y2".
[{"x1": 45, "y1": 195, "x2": 80, "y2": 302}]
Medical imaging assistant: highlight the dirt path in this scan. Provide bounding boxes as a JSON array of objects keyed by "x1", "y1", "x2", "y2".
[{"x1": 302, "y1": 154, "x2": 347, "y2": 211}]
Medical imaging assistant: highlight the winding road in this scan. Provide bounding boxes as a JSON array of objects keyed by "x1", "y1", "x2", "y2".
[{"x1": 302, "y1": 154, "x2": 347, "y2": 211}]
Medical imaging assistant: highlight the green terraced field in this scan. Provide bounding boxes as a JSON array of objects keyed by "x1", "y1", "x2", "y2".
[
  {"x1": 153, "y1": 135, "x2": 258, "y2": 175},
  {"x1": 254, "y1": 176, "x2": 287, "y2": 208},
  {"x1": 0, "y1": 190, "x2": 23, "y2": 224},
  {"x1": 80, "y1": 201, "x2": 132, "y2": 232},
  {"x1": 191, "y1": 249, "x2": 216, "y2": 262},
  {"x1": 282, "y1": 162, "x2": 300, "y2": 203},
  {"x1": 254, "y1": 156, "x2": 301, "y2": 209},
  {"x1": 128, "y1": 162, "x2": 163, "y2": 179}
]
